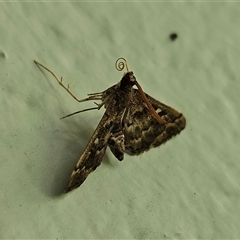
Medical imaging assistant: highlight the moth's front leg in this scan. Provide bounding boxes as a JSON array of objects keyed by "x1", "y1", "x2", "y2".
[
  {"x1": 107, "y1": 109, "x2": 128, "y2": 161},
  {"x1": 108, "y1": 130, "x2": 125, "y2": 161}
]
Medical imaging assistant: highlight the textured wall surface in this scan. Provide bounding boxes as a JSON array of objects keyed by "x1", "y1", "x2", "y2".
[{"x1": 1, "y1": 2, "x2": 240, "y2": 238}]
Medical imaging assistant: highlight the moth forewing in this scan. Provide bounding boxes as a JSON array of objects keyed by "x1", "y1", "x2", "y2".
[
  {"x1": 66, "y1": 111, "x2": 114, "y2": 192},
  {"x1": 123, "y1": 89, "x2": 186, "y2": 154}
]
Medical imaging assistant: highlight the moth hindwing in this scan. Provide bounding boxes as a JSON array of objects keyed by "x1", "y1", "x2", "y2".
[{"x1": 34, "y1": 58, "x2": 186, "y2": 193}]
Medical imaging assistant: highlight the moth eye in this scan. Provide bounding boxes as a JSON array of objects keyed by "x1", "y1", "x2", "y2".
[{"x1": 130, "y1": 74, "x2": 136, "y2": 82}]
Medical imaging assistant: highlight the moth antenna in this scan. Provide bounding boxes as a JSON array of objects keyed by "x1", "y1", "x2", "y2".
[{"x1": 115, "y1": 57, "x2": 130, "y2": 72}]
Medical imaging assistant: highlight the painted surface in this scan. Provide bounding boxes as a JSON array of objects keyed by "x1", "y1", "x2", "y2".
[{"x1": 0, "y1": 2, "x2": 239, "y2": 238}]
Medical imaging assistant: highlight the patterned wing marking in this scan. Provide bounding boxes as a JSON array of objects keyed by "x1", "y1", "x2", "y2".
[
  {"x1": 65, "y1": 111, "x2": 114, "y2": 192},
  {"x1": 123, "y1": 89, "x2": 186, "y2": 154}
]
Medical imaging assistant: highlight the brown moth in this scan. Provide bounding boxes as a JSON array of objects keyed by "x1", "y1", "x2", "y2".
[{"x1": 34, "y1": 58, "x2": 186, "y2": 193}]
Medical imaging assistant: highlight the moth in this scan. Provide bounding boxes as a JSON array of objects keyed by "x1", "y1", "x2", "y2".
[{"x1": 34, "y1": 58, "x2": 186, "y2": 193}]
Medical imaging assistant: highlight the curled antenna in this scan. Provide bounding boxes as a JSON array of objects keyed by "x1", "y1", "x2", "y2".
[{"x1": 115, "y1": 57, "x2": 130, "y2": 72}]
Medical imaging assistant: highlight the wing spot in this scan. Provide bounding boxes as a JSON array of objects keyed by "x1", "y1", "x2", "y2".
[{"x1": 155, "y1": 108, "x2": 162, "y2": 113}]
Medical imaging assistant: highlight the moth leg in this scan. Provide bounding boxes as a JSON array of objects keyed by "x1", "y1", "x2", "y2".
[
  {"x1": 108, "y1": 135, "x2": 125, "y2": 161},
  {"x1": 34, "y1": 60, "x2": 103, "y2": 103},
  {"x1": 108, "y1": 125, "x2": 125, "y2": 161}
]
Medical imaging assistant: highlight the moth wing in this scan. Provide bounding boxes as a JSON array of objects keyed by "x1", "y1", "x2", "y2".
[
  {"x1": 66, "y1": 112, "x2": 115, "y2": 192},
  {"x1": 123, "y1": 89, "x2": 186, "y2": 154}
]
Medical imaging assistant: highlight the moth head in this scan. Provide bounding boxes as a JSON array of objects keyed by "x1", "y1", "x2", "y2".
[
  {"x1": 120, "y1": 71, "x2": 136, "y2": 89},
  {"x1": 115, "y1": 58, "x2": 136, "y2": 88}
]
